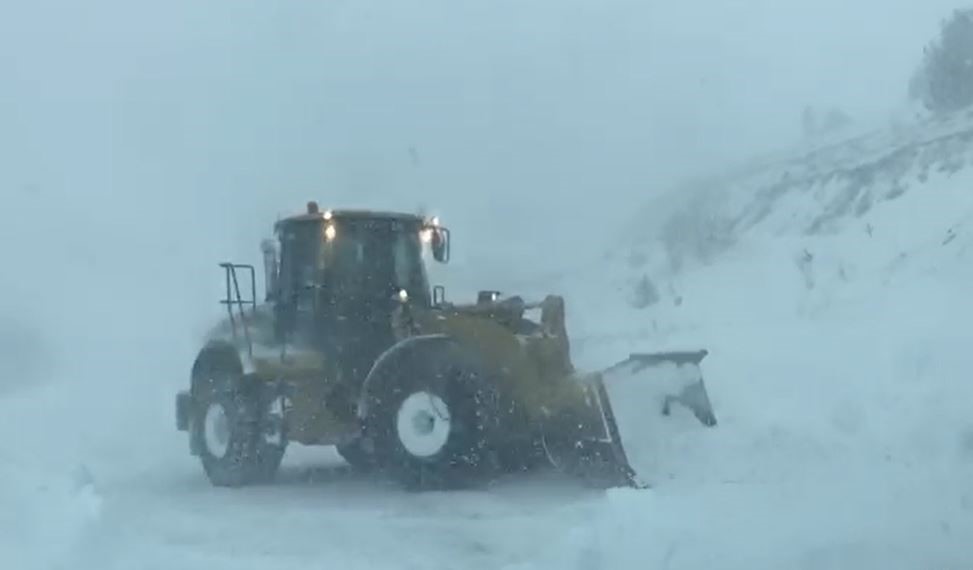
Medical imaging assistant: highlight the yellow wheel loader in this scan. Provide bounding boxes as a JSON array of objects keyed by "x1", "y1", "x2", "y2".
[{"x1": 174, "y1": 202, "x2": 717, "y2": 490}]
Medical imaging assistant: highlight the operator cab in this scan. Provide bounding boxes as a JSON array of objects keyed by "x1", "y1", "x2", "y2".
[
  {"x1": 263, "y1": 202, "x2": 450, "y2": 378},
  {"x1": 268, "y1": 202, "x2": 448, "y2": 303}
]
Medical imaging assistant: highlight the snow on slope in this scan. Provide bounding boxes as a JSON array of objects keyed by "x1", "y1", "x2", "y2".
[
  {"x1": 620, "y1": 106, "x2": 973, "y2": 272},
  {"x1": 3, "y1": 115, "x2": 973, "y2": 569},
  {"x1": 506, "y1": 112, "x2": 973, "y2": 568}
]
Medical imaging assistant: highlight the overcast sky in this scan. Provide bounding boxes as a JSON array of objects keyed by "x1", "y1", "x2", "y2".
[{"x1": 0, "y1": 0, "x2": 965, "y2": 348}]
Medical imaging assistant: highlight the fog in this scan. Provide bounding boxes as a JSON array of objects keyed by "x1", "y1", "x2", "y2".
[
  {"x1": 2, "y1": 2, "x2": 972, "y2": 567},
  {"x1": 0, "y1": 0, "x2": 963, "y2": 415}
]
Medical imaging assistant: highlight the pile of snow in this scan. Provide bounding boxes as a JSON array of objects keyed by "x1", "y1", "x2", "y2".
[
  {"x1": 495, "y1": 111, "x2": 973, "y2": 569},
  {"x1": 540, "y1": 262, "x2": 973, "y2": 568},
  {"x1": 0, "y1": 430, "x2": 103, "y2": 570}
]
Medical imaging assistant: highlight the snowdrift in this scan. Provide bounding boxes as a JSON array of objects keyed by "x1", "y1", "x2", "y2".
[{"x1": 508, "y1": 110, "x2": 973, "y2": 569}]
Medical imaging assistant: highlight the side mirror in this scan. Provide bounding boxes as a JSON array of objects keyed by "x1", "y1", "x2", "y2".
[{"x1": 431, "y1": 227, "x2": 450, "y2": 263}]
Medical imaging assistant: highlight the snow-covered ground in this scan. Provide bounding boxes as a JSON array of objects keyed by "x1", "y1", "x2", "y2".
[{"x1": 3, "y1": 115, "x2": 973, "y2": 569}]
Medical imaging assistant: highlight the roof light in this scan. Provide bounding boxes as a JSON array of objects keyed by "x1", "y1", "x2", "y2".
[
  {"x1": 430, "y1": 216, "x2": 441, "y2": 227},
  {"x1": 323, "y1": 209, "x2": 333, "y2": 221}
]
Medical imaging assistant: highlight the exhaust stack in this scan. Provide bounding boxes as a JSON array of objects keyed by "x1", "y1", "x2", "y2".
[{"x1": 260, "y1": 238, "x2": 278, "y2": 302}]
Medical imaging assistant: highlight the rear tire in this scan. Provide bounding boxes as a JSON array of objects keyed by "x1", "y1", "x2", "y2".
[
  {"x1": 362, "y1": 338, "x2": 501, "y2": 490},
  {"x1": 190, "y1": 367, "x2": 286, "y2": 487}
]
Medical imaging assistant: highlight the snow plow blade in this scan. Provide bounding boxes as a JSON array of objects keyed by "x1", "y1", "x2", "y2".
[
  {"x1": 602, "y1": 350, "x2": 717, "y2": 428},
  {"x1": 542, "y1": 350, "x2": 716, "y2": 490}
]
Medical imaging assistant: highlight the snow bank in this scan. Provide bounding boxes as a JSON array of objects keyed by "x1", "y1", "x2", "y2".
[
  {"x1": 0, "y1": 462, "x2": 103, "y2": 570},
  {"x1": 499, "y1": 109, "x2": 973, "y2": 570},
  {"x1": 515, "y1": 249, "x2": 973, "y2": 567}
]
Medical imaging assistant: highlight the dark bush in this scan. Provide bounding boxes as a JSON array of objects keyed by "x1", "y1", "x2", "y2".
[{"x1": 910, "y1": 9, "x2": 973, "y2": 114}]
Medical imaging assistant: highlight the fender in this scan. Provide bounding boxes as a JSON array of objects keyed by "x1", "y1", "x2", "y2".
[
  {"x1": 189, "y1": 341, "x2": 245, "y2": 397},
  {"x1": 355, "y1": 334, "x2": 452, "y2": 420}
]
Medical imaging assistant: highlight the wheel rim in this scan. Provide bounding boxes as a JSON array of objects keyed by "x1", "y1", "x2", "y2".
[
  {"x1": 396, "y1": 391, "x2": 452, "y2": 458},
  {"x1": 203, "y1": 402, "x2": 231, "y2": 458}
]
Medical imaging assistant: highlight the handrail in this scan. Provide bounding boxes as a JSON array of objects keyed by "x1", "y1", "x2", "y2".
[{"x1": 219, "y1": 263, "x2": 257, "y2": 358}]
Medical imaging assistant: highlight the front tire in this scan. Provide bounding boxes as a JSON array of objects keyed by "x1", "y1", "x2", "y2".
[
  {"x1": 362, "y1": 338, "x2": 501, "y2": 490},
  {"x1": 190, "y1": 367, "x2": 286, "y2": 487}
]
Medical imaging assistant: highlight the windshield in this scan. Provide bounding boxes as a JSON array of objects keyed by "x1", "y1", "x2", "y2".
[
  {"x1": 275, "y1": 218, "x2": 431, "y2": 308},
  {"x1": 328, "y1": 218, "x2": 430, "y2": 305}
]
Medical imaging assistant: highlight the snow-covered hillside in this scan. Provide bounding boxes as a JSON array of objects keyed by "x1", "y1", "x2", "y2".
[
  {"x1": 621, "y1": 107, "x2": 973, "y2": 274},
  {"x1": 2, "y1": 109, "x2": 973, "y2": 569},
  {"x1": 516, "y1": 109, "x2": 973, "y2": 568}
]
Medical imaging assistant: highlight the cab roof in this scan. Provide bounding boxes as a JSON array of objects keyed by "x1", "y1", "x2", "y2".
[{"x1": 275, "y1": 202, "x2": 427, "y2": 230}]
